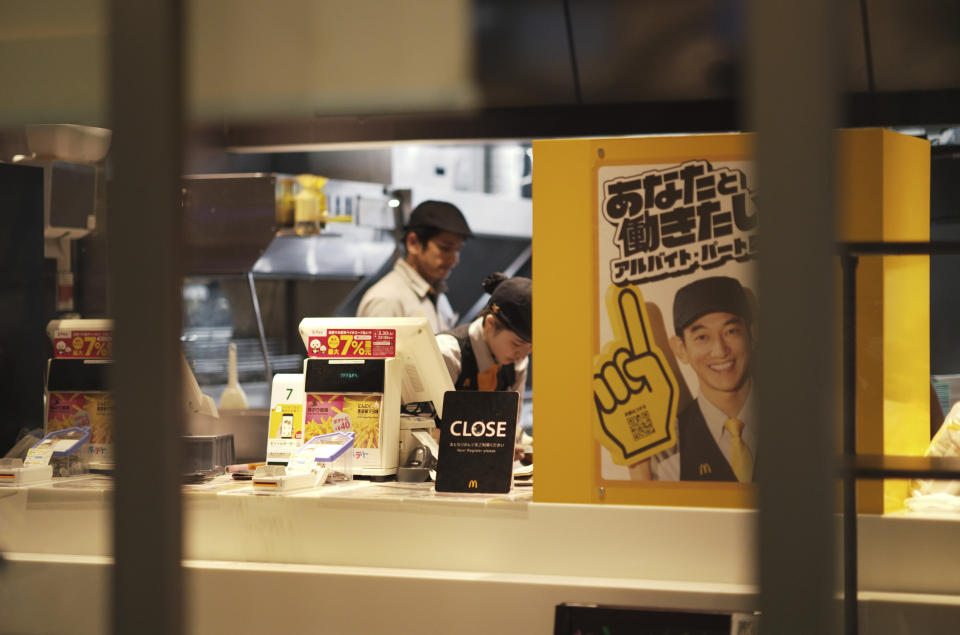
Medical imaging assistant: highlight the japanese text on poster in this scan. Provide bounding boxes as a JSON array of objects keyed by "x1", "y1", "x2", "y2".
[{"x1": 601, "y1": 160, "x2": 758, "y2": 286}]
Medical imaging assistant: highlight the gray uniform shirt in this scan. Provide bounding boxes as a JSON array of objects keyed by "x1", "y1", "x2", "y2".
[{"x1": 357, "y1": 259, "x2": 457, "y2": 332}]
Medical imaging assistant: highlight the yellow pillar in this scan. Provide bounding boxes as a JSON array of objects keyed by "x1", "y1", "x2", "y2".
[{"x1": 837, "y1": 128, "x2": 930, "y2": 513}]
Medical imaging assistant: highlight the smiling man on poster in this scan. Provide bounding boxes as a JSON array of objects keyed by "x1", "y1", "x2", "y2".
[{"x1": 652, "y1": 275, "x2": 757, "y2": 482}]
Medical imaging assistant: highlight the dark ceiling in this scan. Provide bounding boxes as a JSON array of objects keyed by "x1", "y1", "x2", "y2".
[
  {"x1": 223, "y1": 0, "x2": 960, "y2": 148},
  {"x1": 472, "y1": 0, "x2": 960, "y2": 105}
]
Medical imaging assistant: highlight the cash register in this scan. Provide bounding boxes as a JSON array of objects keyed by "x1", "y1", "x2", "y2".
[{"x1": 291, "y1": 317, "x2": 453, "y2": 479}]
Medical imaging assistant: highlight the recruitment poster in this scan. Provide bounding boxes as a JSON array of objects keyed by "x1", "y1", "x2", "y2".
[{"x1": 594, "y1": 158, "x2": 759, "y2": 484}]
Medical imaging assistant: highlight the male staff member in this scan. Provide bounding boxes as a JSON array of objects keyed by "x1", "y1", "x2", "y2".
[
  {"x1": 652, "y1": 275, "x2": 756, "y2": 482},
  {"x1": 357, "y1": 200, "x2": 472, "y2": 332}
]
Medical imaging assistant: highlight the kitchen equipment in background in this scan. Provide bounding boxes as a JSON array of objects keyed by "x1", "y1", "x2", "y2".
[
  {"x1": 182, "y1": 344, "x2": 272, "y2": 465},
  {"x1": 294, "y1": 173, "x2": 322, "y2": 235},
  {"x1": 275, "y1": 174, "x2": 296, "y2": 227},
  {"x1": 23, "y1": 159, "x2": 98, "y2": 241},
  {"x1": 181, "y1": 173, "x2": 394, "y2": 276},
  {"x1": 15, "y1": 124, "x2": 110, "y2": 315},
  {"x1": 25, "y1": 124, "x2": 111, "y2": 164},
  {"x1": 219, "y1": 342, "x2": 249, "y2": 409},
  {"x1": 186, "y1": 409, "x2": 269, "y2": 465},
  {"x1": 179, "y1": 174, "x2": 401, "y2": 407},
  {"x1": 11, "y1": 143, "x2": 104, "y2": 314}
]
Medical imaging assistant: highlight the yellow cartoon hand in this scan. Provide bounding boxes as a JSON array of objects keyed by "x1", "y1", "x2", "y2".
[{"x1": 593, "y1": 286, "x2": 677, "y2": 464}]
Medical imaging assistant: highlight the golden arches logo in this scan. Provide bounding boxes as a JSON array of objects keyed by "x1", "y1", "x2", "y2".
[{"x1": 468, "y1": 479, "x2": 478, "y2": 489}]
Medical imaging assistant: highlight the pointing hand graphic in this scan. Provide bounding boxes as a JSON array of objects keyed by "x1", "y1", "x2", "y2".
[{"x1": 593, "y1": 286, "x2": 678, "y2": 464}]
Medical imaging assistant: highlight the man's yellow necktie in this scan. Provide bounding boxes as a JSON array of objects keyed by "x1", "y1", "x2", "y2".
[{"x1": 723, "y1": 418, "x2": 754, "y2": 482}]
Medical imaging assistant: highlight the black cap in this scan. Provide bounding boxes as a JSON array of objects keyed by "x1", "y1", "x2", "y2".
[
  {"x1": 406, "y1": 200, "x2": 473, "y2": 238},
  {"x1": 483, "y1": 273, "x2": 532, "y2": 343},
  {"x1": 672, "y1": 276, "x2": 751, "y2": 335}
]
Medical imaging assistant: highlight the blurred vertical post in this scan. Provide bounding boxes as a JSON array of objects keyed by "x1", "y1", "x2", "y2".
[
  {"x1": 747, "y1": 1, "x2": 840, "y2": 634},
  {"x1": 108, "y1": 2, "x2": 184, "y2": 634}
]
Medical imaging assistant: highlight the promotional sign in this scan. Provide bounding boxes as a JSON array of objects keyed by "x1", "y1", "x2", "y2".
[
  {"x1": 48, "y1": 319, "x2": 114, "y2": 359},
  {"x1": 266, "y1": 373, "x2": 306, "y2": 464},
  {"x1": 53, "y1": 330, "x2": 113, "y2": 359},
  {"x1": 593, "y1": 285, "x2": 678, "y2": 465},
  {"x1": 267, "y1": 404, "x2": 304, "y2": 463},
  {"x1": 46, "y1": 391, "x2": 113, "y2": 464},
  {"x1": 304, "y1": 393, "x2": 383, "y2": 467},
  {"x1": 24, "y1": 447, "x2": 54, "y2": 467},
  {"x1": 595, "y1": 158, "x2": 759, "y2": 483},
  {"x1": 305, "y1": 329, "x2": 396, "y2": 359},
  {"x1": 535, "y1": 130, "x2": 930, "y2": 511},
  {"x1": 435, "y1": 391, "x2": 519, "y2": 494}
]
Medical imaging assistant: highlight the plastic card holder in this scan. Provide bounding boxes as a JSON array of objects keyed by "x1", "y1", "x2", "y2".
[
  {"x1": 35, "y1": 426, "x2": 91, "y2": 456},
  {"x1": 299, "y1": 430, "x2": 355, "y2": 481},
  {"x1": 29, "y1": 426, "x2": 91, "y2": 477}
]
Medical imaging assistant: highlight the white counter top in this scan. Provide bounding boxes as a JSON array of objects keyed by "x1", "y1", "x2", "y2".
[
  {"x1": 1, "y1": 475, "x2": 757, "y2": 586},
  {"x1": 3, "y1": 476, "x2": 960, "y2": 634}
]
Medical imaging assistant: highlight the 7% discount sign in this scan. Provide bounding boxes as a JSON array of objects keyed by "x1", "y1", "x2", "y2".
[
  {"x1": 593, "y1": 286, "x2": 678, "y2": 464},
  {"x1": 306, "y1": 328, "x2": 395, "y2": 359},
  {"x1": 54, "y1": 332, "x2": 113, "y2": 359},
  {"x1": 326, "y1": 334, "x2": 371, "y2": 356}
]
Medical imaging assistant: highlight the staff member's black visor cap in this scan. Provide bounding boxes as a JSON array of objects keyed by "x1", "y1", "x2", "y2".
[{"x1": 485, "y1": 274, "x2": 532, "y2": 343}]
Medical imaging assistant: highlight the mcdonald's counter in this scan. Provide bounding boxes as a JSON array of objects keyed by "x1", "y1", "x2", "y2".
[{"x1": 2, "y1": 476, "x2": 960, "y2": 634}]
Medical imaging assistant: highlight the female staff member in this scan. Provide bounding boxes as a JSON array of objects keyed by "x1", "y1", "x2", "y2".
[
  {"x1": 437, "y1": 273, "x2": 532, "y2": 462},
  {"x1": 436, "y1": 273, "x2": 531, "y2": 397}
]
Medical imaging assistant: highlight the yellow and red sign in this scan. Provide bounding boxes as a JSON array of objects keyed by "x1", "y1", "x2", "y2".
[
  {"x1": 53, "y1": 331, "x2": 113, "y2": 359},
  {"x1": 46, "y1": 391, "x2": 113, "y2": 463},
  {"x1": 306, "y1": 329, "x2": 396, "y2": 359},
  {"x1": 305, "y1": 393, "x2": 382, "y2": 449}
]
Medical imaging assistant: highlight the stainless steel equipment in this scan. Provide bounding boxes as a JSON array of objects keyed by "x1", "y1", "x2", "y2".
[{"x1": 179, "y1": 173, "x2": 403, "y2": 438}]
